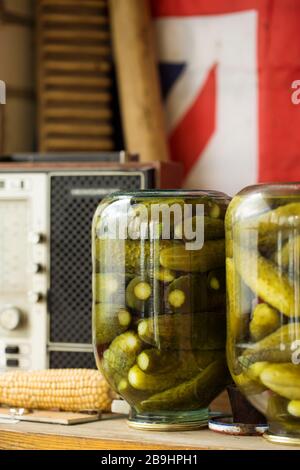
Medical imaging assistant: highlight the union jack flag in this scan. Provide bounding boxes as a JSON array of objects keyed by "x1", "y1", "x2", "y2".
[{"x1": 151, "y1": 0, "x2": 300, "y2": 195}]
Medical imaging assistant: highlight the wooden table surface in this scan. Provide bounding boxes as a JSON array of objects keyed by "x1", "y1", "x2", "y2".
[{"x1": 0, "y1": 416, "x2": 298, "y2": 450}]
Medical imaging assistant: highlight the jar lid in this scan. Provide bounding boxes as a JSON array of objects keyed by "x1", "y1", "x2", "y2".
[{"x1": 127, "y1": 418, "x2": 208, "y2": 432}]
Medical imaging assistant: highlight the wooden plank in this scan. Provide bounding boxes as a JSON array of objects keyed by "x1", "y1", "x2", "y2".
[
  {"x1": 40, "y1": 0, "x2": 107, "y2": 7},
  {"x1": 43, "y1": 107, "x2": 113, "y2": 119},
  {"x1": 44, "y1": 90, "x2": 111, "y2": 103},
  {"x1": 41, "y1": 29, "x2": 110, "y2": 41},
  {"x1": 43, "y1": 75, "x2": 112, "y2": 88},
  {"x1": 110, "y1": 0, "x2": 169, "y2": 163},
  {"x1": 40, "y1": 4, "x2": 108, "y2": 17},
  {"x1": 0, "y1": 418, "x2": 299, "y2": 450},
  {"x1": 43, "y1": 60, "x2": 111, "y2": 73},
  {"x1": 45, "y1": 138, "x2": 114, "y2": 151},
  {"x1": 41, "y1": 14, "x2": 109, "y2": 26},
  {"x1": 0, "y1": 408, "x2": 100, "y2": 425},
  {"x1": 42, "y1": 43, "x2": 111, "y2": 56},
  {"x1": 0, "y1": 429, "x2": 189, "y2": 451},
  {"x1": 42, "y1": 123, "x2": 113, "y2": 136}
]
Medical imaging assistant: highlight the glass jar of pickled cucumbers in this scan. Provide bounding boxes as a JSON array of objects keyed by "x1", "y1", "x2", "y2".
[
  {"x1": 226, "y1": 184, "x2": 300, "y2": 444},
  {"x1": 92, "y1": 190, "x2": 230, "y2": 430}
]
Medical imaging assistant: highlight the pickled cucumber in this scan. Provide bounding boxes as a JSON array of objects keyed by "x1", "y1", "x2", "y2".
[
  {"x1": 95, "y1": 239, "x2": 171, "y2": 274},
  {"x1": 137, "y1": 348, "x2": 224, "y2": 375},
  {"x1": 256, "y1": 203, "x2": 300, "y2": 235},
  {"x1": 137, "y1": 311, "x2": 226, "y2": 350},
  {"x1": 266, "y1": 394, "x2": 288, "y2": 422},
  {"x1": 231, "y1": 370, "x2": 266, "y2": 396},
  {"x1": 287, "y1": 400, "x2": 300, "y2": 417},
  {"x1": 128, "y1": 358, "x2": 198, "y2": 392},
  {"x1": 233, "y1": 203, "x2": 300, "y2": 252},
  {"x1": 93, "y1": 304, "x2": 131, "y2": 345},
  {"x1": 94, "y1": 273, "x2": 125, "y2": 304},
  {"x1": 240, "y1": 323, "x2": 300, "y2": 367},
  {"x1": 260, "y1": 363, "x2": 300, "y2": 400},
  {"x1": 117, "y1": 378, "x2": 148, "y2": 407},
  {"x1": 207, "y1": 269, "x2": 226, "y2": 292},
  {"x1": 102, "y1": 331, "x2": 143, "y2": 377},
  {"x1": 166, "y1": 274, "x2": 225, "y2": 314},
  {"x1": 152, "y1": 268, "x2": 176, "y2": 283},
  {"x1": 174, "y1": 216, "x2": 224, "y2": 242},
  {"x1": 126, "y1": 277, "x2": 152, "y2": 312},
  {"x1": 206, "y1": 201, "x2": 224, "y2": 219},
  {"x1": 160, "y1": 239, "x2": 225, "y2": 273},
  {"x1": 249, "y1": 303, "x2": 281, "y2": 342},
  {"x1": 226, "y1": 257, "x2": 251, "y2": 343},
  {"x1": 137, "y1": 349, "x2": 177, "y2": 373},
  {"x1": 235, "y1": 248, "x2": 296, "y2": 317},
  {"x1": 273, "y1": 235, "x2": 300, "y2": 270},
  {"x1": 139, "y1": 360, "x2": 229, "y2": 411},
  {"x1": 246, "y1": 361, "x2": 269, "y2": 381},
  {"x1": 166, "y1": 274, "x2": 203, "y2": 313}
]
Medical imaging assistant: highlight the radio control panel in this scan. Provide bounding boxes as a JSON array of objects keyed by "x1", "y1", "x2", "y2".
[{"x1": 0, "y1": 174, "x2": 48, "y2": 371}]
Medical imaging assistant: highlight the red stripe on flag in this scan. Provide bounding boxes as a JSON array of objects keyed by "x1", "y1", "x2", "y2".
[
  {"x1": 151, "y1": 0, "x2": 260, "y2": 17},
  {"x1": 169, "y1": 65, "x2": 216, "y2": 176},
  {"x1": 259, "y1": 1, "x2": 300, "y2": 182}
]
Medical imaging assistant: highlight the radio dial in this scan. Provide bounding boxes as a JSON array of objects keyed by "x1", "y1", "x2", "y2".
[
  {"x1": 0, "y1": 307, "x2": 21, "y2": 331},
  {"x1": 28, "y1": 291, "x2": 44, "y2": 304},
  {"x1": 28, "y1": 232, "x2": 44, "y2": 244},
  {"x1": 29, "y1": 263, "x2": 44, "y2": 274}
]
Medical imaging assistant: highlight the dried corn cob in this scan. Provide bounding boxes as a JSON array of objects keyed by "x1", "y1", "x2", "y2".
[{"x1": 0, "y1": 369, "x2": 115, "y2": 412}]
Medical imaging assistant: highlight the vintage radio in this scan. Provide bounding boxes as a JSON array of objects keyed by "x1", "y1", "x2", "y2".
[{"x1": 0, "y1": 153, "x2": 181, "y2": 371}]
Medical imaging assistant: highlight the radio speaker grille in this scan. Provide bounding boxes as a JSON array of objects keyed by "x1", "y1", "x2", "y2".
[
  {"x1": 49, "y1": 351, "x2": 96, "y2": 369},
  {"x1": 49, "y1": 172, "x2": 145, "y2": 344}
]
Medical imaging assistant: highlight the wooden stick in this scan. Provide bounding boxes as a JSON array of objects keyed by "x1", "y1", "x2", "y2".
[{"x1": 109, "y1": 0, "x2": 169, "y2": 162}]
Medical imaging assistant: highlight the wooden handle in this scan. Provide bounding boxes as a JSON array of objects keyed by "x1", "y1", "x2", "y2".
[{"x1": 109, "y1": 0, "x2": 169, "y2": 162}]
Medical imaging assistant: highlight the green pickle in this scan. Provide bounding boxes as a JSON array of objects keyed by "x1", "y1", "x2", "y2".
[
  {"x1": 92, "y1": 191, "x2": 229, "y2": 428},
  {"x1": 160, "y1": 239, "x2": 225, "y2": 273},
  {"x1": 226, "y1": 184, "x2": 300, "y2": 442}
]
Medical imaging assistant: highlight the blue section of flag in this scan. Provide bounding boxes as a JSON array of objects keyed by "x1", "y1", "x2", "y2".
[{"x1": 158, "y1": 62, "x2": 186, "y2": 99}]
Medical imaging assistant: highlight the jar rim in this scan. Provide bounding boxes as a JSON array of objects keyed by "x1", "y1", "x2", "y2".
[
  {"x1": 237, "y1": 182, "x2": 300, "y2": 196},
  {"x1": 107, "y1": 189, "x2": 230, "y2": 200}
]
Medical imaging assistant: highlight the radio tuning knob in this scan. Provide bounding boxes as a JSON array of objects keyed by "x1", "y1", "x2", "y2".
[
  {"x1": 29, "y1": 263, "x2": 44, "y2": 274},
  {"x1": 28, "y1": 291, "x2": 44, "y2": 304},
  {"x1": 28, "y1": 232, "x2": 44, "y2": 244},
  {"x1": 0, "y1": 306, "x2": 21, "y2": 331}
]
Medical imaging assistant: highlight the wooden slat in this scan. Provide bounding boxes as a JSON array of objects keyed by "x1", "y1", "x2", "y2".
[
  {"x1": 40, "y1": 5, "x2": 108, "y2": 17},
  {"x1": 42, "y1": 43, "x2": 111, "y2": 56},
  {"x1": 41, "y1": 14, "x2": 109, "y2": 25},
  {"x1": 44, "y1": 90, "x2": 111, "y2": 103},
  {"x1": 43, "y1": 75, "x2": 112, "y2": 87},
  {"x1": 43, "y1": 123, "x2": 113, "y2": 136},
  {"x1": 40, "y1": 0, "x2": 107, "y2": 7},
  {"x1": 41, "y1": 29, "x2": 110, "y2": 41},
  {"x1": 44, "y1": 60, "x2": 111, "y2": 73},
  {"x1": 45, "y1": 138, "x2": 114, "y2": 151},
  {"x1": 43, "y1": 107, "x2": 113, "y2": 119}
]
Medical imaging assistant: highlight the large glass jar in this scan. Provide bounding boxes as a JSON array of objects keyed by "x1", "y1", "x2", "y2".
[
  {"x1": 92, "y1": 190, "x2": 230, "y2": 430},
  {"x1": 226, "y1": 184, "x2": 300, "y2": 445}
]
